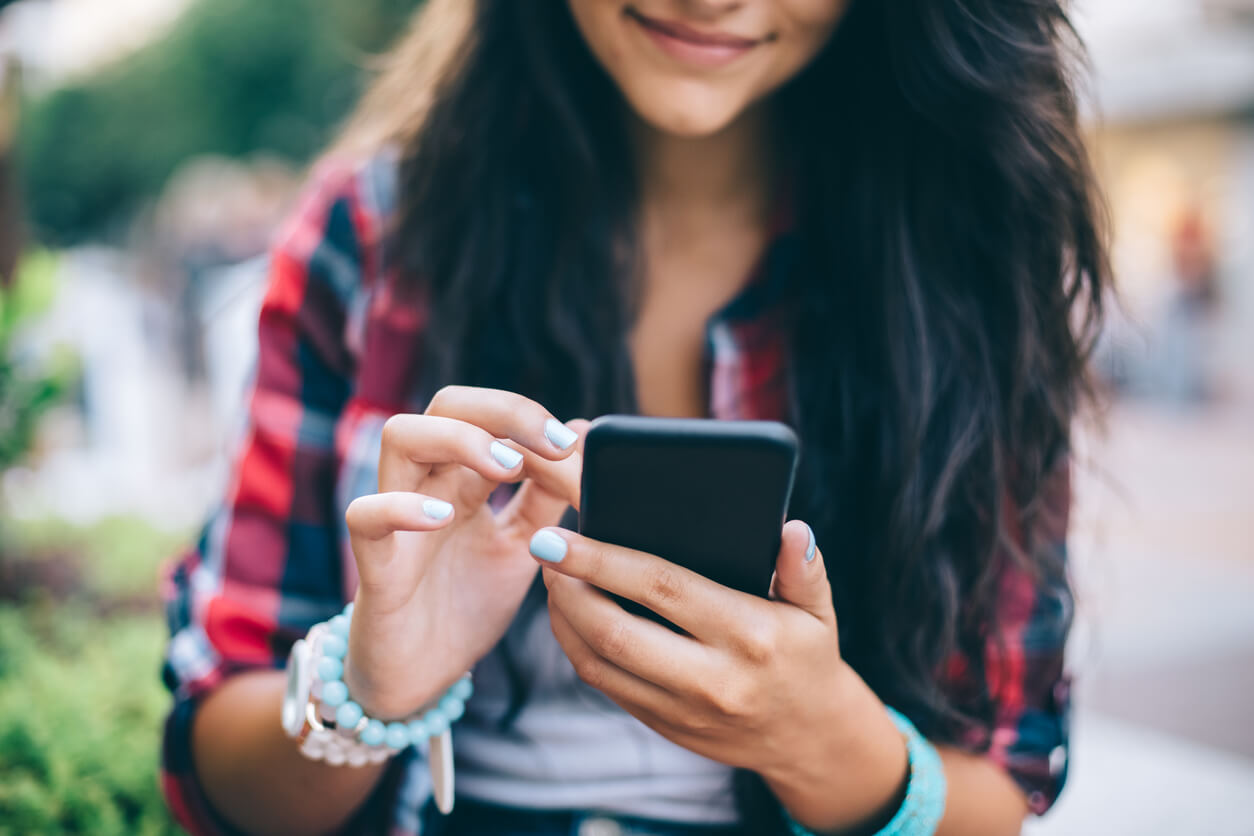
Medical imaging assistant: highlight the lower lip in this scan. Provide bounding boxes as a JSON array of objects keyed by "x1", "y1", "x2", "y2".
[{"x1": 628, "y1": 14, "x2": 757, "y2": 69}]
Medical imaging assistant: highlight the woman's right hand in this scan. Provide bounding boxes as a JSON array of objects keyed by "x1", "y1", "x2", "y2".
[{"x1": 342, "y1": 386, "x2": 586, "y2": 719}]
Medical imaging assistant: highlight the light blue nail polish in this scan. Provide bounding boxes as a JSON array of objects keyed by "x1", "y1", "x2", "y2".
[
  {"x1": 544, "y1": 418, "x2": 578, "y2": 450},
  {"x1": 804, "y1": 523, "x2": 817, "y2": 563},
  {"x1": 529, "y1": 529, "x2": 568, "y2": 563},
  {"x1": 490, "y1": 440, "x2": 523, "y2": 470},
  {"x1": 423, "y1": 498, "x2": 453, "y2": 520}
]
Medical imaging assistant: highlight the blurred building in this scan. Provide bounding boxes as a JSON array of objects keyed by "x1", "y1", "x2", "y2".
[
  {"x1": 6, "y1": 157, "x2": 289, "y2": 528},
  {"x1": 8, "y1": 247, "x2": 221, "y2": 526},
  {"x1": 1077, "y1": 0, "x2": 1254, "y2": 406}
]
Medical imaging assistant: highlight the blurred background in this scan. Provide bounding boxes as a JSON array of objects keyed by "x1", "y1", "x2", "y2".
[{"x1": 0, "y1": 0, "x2": 1250, "y2": 833}]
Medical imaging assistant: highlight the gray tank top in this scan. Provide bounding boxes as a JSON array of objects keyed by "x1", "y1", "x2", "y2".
[{"x1": 451, "y1": 576, "x2": 739, "y2": 824}]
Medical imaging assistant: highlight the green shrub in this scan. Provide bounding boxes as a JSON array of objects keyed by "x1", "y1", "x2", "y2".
[
  {"x1": 0, "y1": 606, "x2": 179, "y2": 835},
  {"x1": 0, "y1": 515, "x2": 192, "y2": 834},
  {"x1": 0, "y1": 251, "x2": 71, "y2": 476}
]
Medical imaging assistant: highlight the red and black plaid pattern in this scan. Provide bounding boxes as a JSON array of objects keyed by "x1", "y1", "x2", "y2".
[{"x1": 160, "y1": 156, "x2": 1072, "y2": 834}]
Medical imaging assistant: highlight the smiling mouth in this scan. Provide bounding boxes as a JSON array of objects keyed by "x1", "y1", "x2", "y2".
[{"x1": 624, "y1": 7, "x2": 772, "y2": 68}]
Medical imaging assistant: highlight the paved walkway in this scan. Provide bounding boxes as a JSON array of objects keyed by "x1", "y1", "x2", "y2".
[{"x1": 1028, "y1": 401, "x2": 1254, "y2": 834}]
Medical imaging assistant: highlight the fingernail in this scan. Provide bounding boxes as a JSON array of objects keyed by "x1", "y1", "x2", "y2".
[
  {"x1": 529, "y1": 529, "x2": 568, "y2": 563},
  {"x1": 804, "y1": 524, "x2": 817, "y2": 563},
  {"x1": 544, "y1": 418, "x2": 578, "y2": 450},
  {"x1": 423, "y1": 498, "x2": 453, "y2": 520},
  {"x1": 490, "y1": 440, "x2": 524, "y2": 470}
]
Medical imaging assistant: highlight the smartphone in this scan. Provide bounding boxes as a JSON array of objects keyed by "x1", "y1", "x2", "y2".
[{"x1": 578, "y1": 415, "x2": 800, "y2": 626}]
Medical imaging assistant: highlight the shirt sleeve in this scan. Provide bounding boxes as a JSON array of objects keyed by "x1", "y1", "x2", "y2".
[
  {"x1": 953, "y1": 457, "x2": 1074, "y2": 815},
  {"x1": 158, "y1": 158, "x2": 373, "y2": 835}
]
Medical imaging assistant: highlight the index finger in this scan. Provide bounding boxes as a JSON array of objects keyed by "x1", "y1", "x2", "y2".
[
  {"x1": 527, "y1": 528, "x2": 763, "y2": 643},
  {"x1": 425, "y1": 385, "x2": 579, "y2": 460}
]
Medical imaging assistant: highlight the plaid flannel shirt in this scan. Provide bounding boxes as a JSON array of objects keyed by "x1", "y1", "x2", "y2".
[{"x1": 160, "y1": 154, "x2": 1072, "y2": 835}]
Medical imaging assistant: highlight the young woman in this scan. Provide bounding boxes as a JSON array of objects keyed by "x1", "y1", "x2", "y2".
[{"x1": 161, "y1": 1, "x2": 1106, "y2": 834}]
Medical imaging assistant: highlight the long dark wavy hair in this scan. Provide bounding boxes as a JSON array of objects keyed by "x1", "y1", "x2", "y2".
[{"x1": 340, "y1": 0, "x2": 1108, "y2": 826}]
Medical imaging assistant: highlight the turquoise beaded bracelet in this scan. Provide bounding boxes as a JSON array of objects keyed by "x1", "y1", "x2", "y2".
[
  {"x1": 786, "y1": 708, "x2": 946, "y2": 836},
  {"x1": 313, "y1": 602, "x2": 474, "y2": 750}
]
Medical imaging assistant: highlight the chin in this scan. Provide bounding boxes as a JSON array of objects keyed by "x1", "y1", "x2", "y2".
[{"x1": 627, "y1": 86, "x2": 746, "y2": 138}]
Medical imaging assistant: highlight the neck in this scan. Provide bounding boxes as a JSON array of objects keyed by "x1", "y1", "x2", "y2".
[{"x1": 630, "y1": 105, "x2": 776, "y2": 230}]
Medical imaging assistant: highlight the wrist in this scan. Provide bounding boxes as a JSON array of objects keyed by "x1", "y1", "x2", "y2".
[
  {"x1": 343, "y1": 654, "x2": 468, "y2": 722},
  {"x1": 341, "y1": 654, "x2": 417, "y2": 721},
  {"x1": 286, "y1": 604, "x2": 474, "y2": 752},
  {"x1": 764, "y1": 662, "x2": 909, "y2": 834},
  {"x1": 341, "y1": 598, "x2": 448, "y2": 720}
]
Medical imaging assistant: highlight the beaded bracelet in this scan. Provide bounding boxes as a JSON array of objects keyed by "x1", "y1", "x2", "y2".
[
  {"x1": 296, "y1": 601, "x2": 474, "y2": 760},
  {"x1": 786, "y1": 708, "x2": 946, "y2": 836}
]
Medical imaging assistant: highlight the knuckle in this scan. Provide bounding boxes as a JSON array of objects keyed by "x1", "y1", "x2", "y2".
[
  {"x1": 572, "y1": 655, "x2": 608, "y2": 691},
  {"x1": 692, "y1": 715, "x2": 721, "y2": 736},
  {"x1": 592, "y1": 618, "x2": 631, "y2": 659},
  {"x1": 710, "y1": 680, "x2": 757, "y2": 720},
  {"x1": 584, "y1": 542, "x2": 611, "y2": 582},
  {"x1": 523, "y1": 400, "x2": 552, "y2": 429},
  {"x1": 693, "y1": 679, "x2": 723, "y2": 710},
  {"x1": 644, "y1": 564, "x2": 684, "y2": 608},
  {"x1": 500, "y1": 395, "x2": 551, "y2": 449},
  {"x1": 344, "y1": 495, "x2": 372, "y2": 532},
  {"x1": 735, "y1": 619, "x2": 778, "y2": 665},
  {"x1": 380, "y1": 413, "x2": 411, "y2": 448},
  {"x1": 426, "y1": 385, "x2": 462, "y2": 413}
]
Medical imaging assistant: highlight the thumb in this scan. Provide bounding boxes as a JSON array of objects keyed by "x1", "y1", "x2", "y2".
[{"x1": 770, "y1": 520, "x2": 835, "y2": 624}]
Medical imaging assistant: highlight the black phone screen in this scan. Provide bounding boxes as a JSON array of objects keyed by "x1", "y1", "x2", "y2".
[{"x1": 578, "y1": 415, "x2": 799, "y2": 625}]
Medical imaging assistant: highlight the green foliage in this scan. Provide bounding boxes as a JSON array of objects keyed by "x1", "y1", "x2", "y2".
[
  {"x1": 18, "y1": 0, "x2": 420, "y2": 244},
  {"x1": 0, "y1": 515, "x2": 191, "y2": 834},
  {"x1": 0, "y1": 251, "x2": 70, "y2": 474},
  {"x1": 0, "y1": 608, "x2": 178, "y2": 835}
]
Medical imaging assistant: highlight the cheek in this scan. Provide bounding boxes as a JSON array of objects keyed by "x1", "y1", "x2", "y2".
[
  {"x1": 784, "y1": 0, "x2": 849, "y2": 30},
  {"x1": 771, "y1": 0, "x2": 847, "y2": 75}
]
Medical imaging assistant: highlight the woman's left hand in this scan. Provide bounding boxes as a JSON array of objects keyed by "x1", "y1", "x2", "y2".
[{"x1": 530, "y1": 520, "x2": 909, "y2": 833}]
